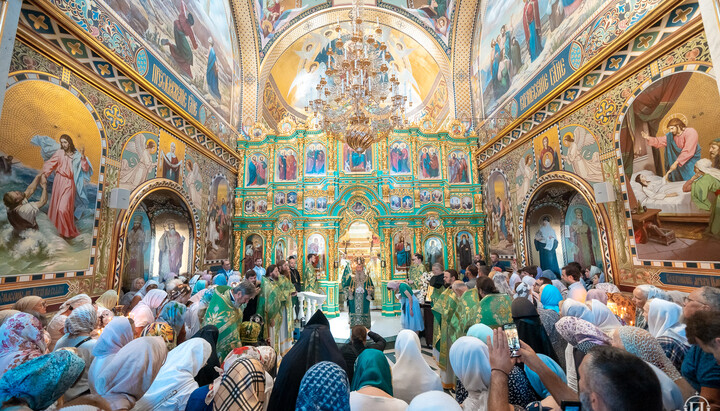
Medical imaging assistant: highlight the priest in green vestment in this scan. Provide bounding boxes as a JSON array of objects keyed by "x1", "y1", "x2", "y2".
[
  {"x1": 303, "y1": 254, "x2": 321, "y2": 293},
  {"x1": 343, "y1": 257, "x2": 374, "y2": 328},
  {"x1": 431, "y1": 269, "x2": 460, "y2": 389},
  {"x1": 408, "y1": 253, "x2": 429, "y2": 302},
  {"x1": 257, "y1": 264, "x2": 291, "y2": 356},
  {"x1": 476, "y1": 277, "x2": 513, "y2": 328},
  {"x1": 204, "y1": 280, "x2": 257, "y2": 359},
  {"x1": 276, "y1": 260, "x2": 297, "y2": 355}
]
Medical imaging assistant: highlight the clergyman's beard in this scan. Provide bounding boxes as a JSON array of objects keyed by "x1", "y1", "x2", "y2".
[{"x1": 579, "y1": 391, "x2": 594, "y2": 411}]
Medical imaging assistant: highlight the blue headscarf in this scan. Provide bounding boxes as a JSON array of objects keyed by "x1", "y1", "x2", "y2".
[
  {"x1": 192, "y1": 280, "x2": 207, "y2": 295},
  {"x1": 213, "y1": 274, "x2": 228, "y2": 287},
  {"x1": 0, "y1": 350, "x2": 85, "y2": 410},
  {"x1": 466, "y1": 323, "x2": 493, "y2": 344},
  {"x1": 523, "y1": 353, "x2": 566, "y2": 398},
  {"x1": 296, "y1": 361, "x2": 351, "y2": 411},
  {"x1": 539, "y1": 284, "x2": 563, "y2": 313}
]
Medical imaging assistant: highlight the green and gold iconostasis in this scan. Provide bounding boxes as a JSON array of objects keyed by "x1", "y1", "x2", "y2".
[{"x1": 234, "y1": 117, "x2": 484, "y2": 317}]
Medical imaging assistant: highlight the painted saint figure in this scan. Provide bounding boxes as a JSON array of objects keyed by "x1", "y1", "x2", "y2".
[
  {"x1": 641, "y1": 117, "x2": 701, "y2": 182},
  {"x1": 395, "y1": 235, "x2": 411, "y2": 269},
  {"x1": 539, "y1": 136, "x2": 560, "y2": 176},
  {"x1": 36, "y1": 134, "x2": 93, "y2": 239},
  {"x1": 119, "y1": 136, "x2": 156, "y2": 190},
  {"x1": 456, "y1": 233, "x2": 473, "y2": 270},
  {"x1": 206, "y1": 37, "x2": 221, "y2": 99},
  {"x1": 127, "y1": 217, "x2": 146, "y2": 282},
  {"x1": 425, "y1": 238, "x2": 443, "y2": 267},
  {"x1": 158, "y1": 221, "x2": 185, "y2": 278},
  {"x1": 162, "y1": 143, "x2": 182, "y2": 182},
  {"x1": 569, "y1": 209, "x2": 595, "y2": 268},
  {"x1": 516, "y1": 154, "x2": 533, "y2": 203},
  {"x1": 161, "y1": 0, "x2": 198, "y2": 78},
  {"x1": 534, "y1": 216, "x2": 560, "y2": 276},
  {"x1": 3, "y1": 173, "x2": 48, "y2": 237},
  {"x1": 684, "y1": 159, "x2": 720, "y2": 237},
  {"x1": 523, "y1": 0, "x2": 544, "y2": 61}
]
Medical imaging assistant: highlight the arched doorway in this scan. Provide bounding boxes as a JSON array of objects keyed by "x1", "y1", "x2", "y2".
[
  {"x1": 339, "y1": 221, "x2": 382, "y2": 307},
  {"x1": 519, "y1": 173, "x2": 615, "y2": 282},
  {"x1": 109, "y1": 180, "x2": 200, "y2": 291}
]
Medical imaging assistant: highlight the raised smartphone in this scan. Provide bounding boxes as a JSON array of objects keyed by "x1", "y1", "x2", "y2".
[{"x1": 503, "y1": 323, "x2": 520, "y2": 357}]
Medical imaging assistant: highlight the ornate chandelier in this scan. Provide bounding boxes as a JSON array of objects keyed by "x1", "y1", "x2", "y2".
[{"x1": 305, "y1": 0, "x2": 410, "y2": 153}]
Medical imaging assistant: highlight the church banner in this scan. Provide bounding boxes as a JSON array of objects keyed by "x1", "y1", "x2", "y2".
[
  {"x1": 659, "y1": 272, "x2": 720, "y2": 288},
  {"x1": 0, "y1": 284, "x2": 70, "y2": 306}
]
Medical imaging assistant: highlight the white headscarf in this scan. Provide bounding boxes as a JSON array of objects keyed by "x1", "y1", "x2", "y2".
[
  {"x1": 594, "y1": 282, "x2": 620, "y2": 294},
  {"x1": 561, "y1": 298, "x2": 594, "y2": 323},
  {"x1": 64, "y1": 304, "x2": 97, "y2": 336},
  {"x1": 137, "y1": 280, "x2": 160, "y2": 297},
  {"x1": 589, "y1": 299, "x2": 621, "y2": 333},
  {"x1": 493, "y1": 272, "x2": 513, "y2": 295},
  {"x1": 449, "y1": 336, "x2": 491, "y2": 411},
  {"x1": 129, "y1": 289, "x2": 168, "y2": 328},
  {"x1": 134, "y1": 338, "x2": 211, "y2": 411},
  {"x1": 90, "y1": 336, "x2": 167, "y2": 410},
  {"x1": 647, "y1": 298, "x2": 687, "y2": 345},
  {"x1": 408, "y1": 391, "x2": 463, "y2": 411},
  {"x1": 89, "y1": 317, "x2": 134, "y2": 383},
  {"x1": 47, "y1": 294, "x2": 92, "y2": 349},
  {"x1": 391, "y1": 330, "x2": 442, "y2": 403}
]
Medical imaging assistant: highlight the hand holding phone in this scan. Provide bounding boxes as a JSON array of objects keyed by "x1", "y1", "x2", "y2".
[{"x1": 503, "y1": 323, "x2": 521, "y2": 357}]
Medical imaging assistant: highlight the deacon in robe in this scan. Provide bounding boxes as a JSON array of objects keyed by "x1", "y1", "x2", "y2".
[{"x1": 343, "y1": 258, "x2": 374, "y2": 328}]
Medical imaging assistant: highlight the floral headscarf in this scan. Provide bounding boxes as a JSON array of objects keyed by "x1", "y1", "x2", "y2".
[
  {"x1": 617, "y1": 326, "x2": 681, "y2": 380},
  {"x1": 64, "y1": 304, "x2": 97, "y2": 336},
  {"x1": 141, "y1": 322, "x2": 176, "y2": 350},
  {"x1": 555, "y1": 316, "x2": 610, "y2": 353},
  {"x1": 296, "y1": 361, "x2": 351, "y2": 411},
  {"x1": 0, "y1": 350, "x2": 85, "y2": 410},
  {"x1": 158, "y1": 301, "x2": 187, "y2": 332},
  {"x1": 0, "y1": 312, "x2": 47, "y2": 377}
]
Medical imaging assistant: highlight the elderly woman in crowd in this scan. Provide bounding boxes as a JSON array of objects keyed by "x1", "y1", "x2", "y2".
[
  {"x1": 46, "y1": 294, "x2": 92, "y2": 350},
  {"x1": 54, "y1": 303, "x2": 98, "y2": 400}
]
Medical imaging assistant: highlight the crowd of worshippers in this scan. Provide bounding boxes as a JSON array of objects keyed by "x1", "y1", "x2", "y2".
[{"x1": 2, "y1": 255, "x2": 720, "y2": 411}]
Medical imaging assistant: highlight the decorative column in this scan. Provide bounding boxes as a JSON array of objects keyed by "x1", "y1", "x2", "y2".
[
  {"x1": 381, "y1": 227, "x2": 401, "y2": 316},
  {"x1": 319, "y1": 280, "x2": 339, "y2": 317}
]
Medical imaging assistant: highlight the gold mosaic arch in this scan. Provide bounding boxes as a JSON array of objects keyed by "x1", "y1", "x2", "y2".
[
  {"x1": 256, "y1": 6, "x2": 454, "y2": 123},
  {"x1": 518, "y1": 171, "x2": 616, "y2": 283}
]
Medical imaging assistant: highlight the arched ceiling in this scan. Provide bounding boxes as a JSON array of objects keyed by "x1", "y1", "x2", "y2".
[{"x1": 229, "y1": 0, "x2": 482, "y2": 132}]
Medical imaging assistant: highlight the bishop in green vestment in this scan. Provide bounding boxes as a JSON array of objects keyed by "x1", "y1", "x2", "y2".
[
  {"x1": 204, "y1": 281, "x2": 256, "y2": 359},
  {"x1": 343, "y1": 259, "x2": 374, "y2": 328}
]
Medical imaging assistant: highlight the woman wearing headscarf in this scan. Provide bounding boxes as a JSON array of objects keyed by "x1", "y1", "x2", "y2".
[
  {"x1": 193, "y1": 280, "x2": 208, "y2": 296},
  {"x1": 88, "y1": 316, "x2": 134, "y2": 384},
  {"x1": 350, "y1": 348, "x2": 408, "y2": 410},
  {"x1": 585, "y1": 289, "x2": 608, "y2": 305},
  {"x1": 467, "y1": 323, "x2": 493, "y2": 342},
  {"x1": 129, "y1": 289, "x2": 168, "y2": 336},
  {"x1": 511, "y1": 298, "x2": 559, "y2": 362},
  {"x1": 589, "y1": 299, "x2": 622, "y2": 334},
  {"x1": 95, "y1": 289, "x2": 118, "y2": 328},
  {"x1": 215, "y1": 345, "x2": 276, "y2": 410},
  {"x1": 387, "y1": 281, "x2": 424, "y2": 333},
  {"x1": 0, "y1": 310, "x2": 20, "y2": 327},
  {"x1": 407, "y1": 391, "x2": 462, "y2": 410},
  {"x1": 614, "y1": 326, "x2": 695, "y2": 399},
  {"x1": 90, "y1": 336, "x2": 168, "y2": 410},
  {"x1": 522, "y1": 353, "x2": 567, "y2": 408},
  {"x1": 268, "y1": 310, "x2": 348, "y2": 411},
  {"x1": 54, "y1": 303, "x2": 97, "y2": 400},
  {"x1": 632, "y1": 284, "x2": 666, "y2": 329},
  {"x1": 538, "y1": 284, "x2": 562, "y2": 313},
  {"x1": 449, "y1": 336, "x2": 490, "y2": 410},
  {"x1": 536, "y1": 308, "x2": 566, "y2": 370},
  {"x1": 47, "y1": 294, "x2": 92, "y2": 350},
  {"x1": 492, "y1": 272, "x2": 513, "y2": 295},
  {"x1": 477, "y1": 278, "x2": 512, "y2": 328},
  {"x1": 12, "y1": 296, "x2": 46, "y2": 316},
  {"x1": 157, "y1": 300, "x2": 187, "y2": 345},
  {"x1": 213, "y1": 358, "x2": 266, "y2": 411},
  {"x1": 555, "y1": 316, "x2": 610, "y2": 392},
  {"x1": 560, "y1": 298, "x2": 594, "y2": 322},
  {"x1": 120, "y1": 277, "x2": 146, "y2": 307},
  {"x1": 646, "y1": 298, "x2": 689, "y2": 372},
  {"x1": 141, "y1": 322, "x2": 176, "y2": 351},
  {"x1": 134, "y1": 338, "x2": 211, "y2": 411},
  {"x1": 127, "y1": 280, "x2": 160, "y2": 313},
  {"x1": 0, "y1": 313, "x2": 47, "y2": 378},
  {"x1": 296, "y1": 361, "x2": 351, "y2": 411},
  {"x1": 0, "y1": 349, "x2": 85, "y2": 411},
  {"x1": 192, "y1": 325, "x2": 221, "y2": 387},
  {"x1": 391, "y1": 330, "x2": 442, "y2": 403}
]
